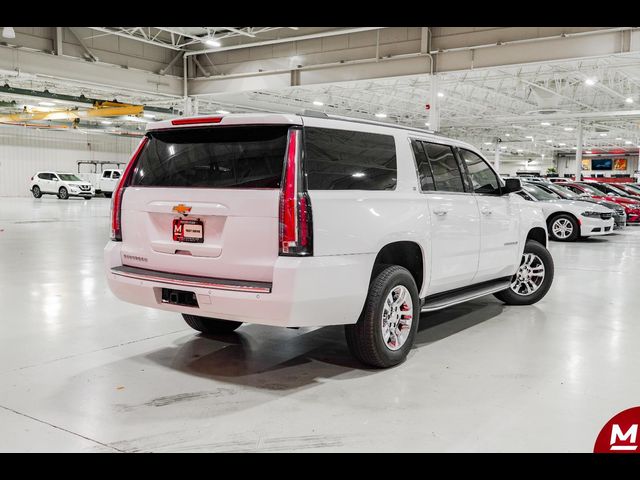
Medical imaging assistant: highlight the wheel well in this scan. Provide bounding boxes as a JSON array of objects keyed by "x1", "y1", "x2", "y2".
[
  {"x1": 526, "y1": 227, "x2": 547, "y2": 247},
  {"x1": 372, "y1": 242, "x2": 424, "y2": 291}
]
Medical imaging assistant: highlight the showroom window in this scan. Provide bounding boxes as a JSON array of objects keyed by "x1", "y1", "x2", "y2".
[
  {"x1": 410, "y1": 140, "x2": 436, "y2": 191},
  {"x1": 422, "y1": 142, "x2": 466, "y2": 193},
  {"x1": 130, "y1": 126, "x2": 289, "y2": 189},
  {"x1": 459, "y1": 149, "x2": 501, "y2": 195},
  {"x1": 304, "y1": 127, "x2": 397, "y2": 190}
]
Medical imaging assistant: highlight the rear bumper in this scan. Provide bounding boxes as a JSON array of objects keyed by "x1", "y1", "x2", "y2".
[{"x1": 104, "y1": 242, "x2": 373, "y2": 328}]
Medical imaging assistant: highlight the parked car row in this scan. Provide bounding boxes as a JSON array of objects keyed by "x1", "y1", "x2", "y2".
[
  {"x1": 517, "y1": 178, "x2": 640, "y2": 242},
  {"x1": 29, "y1": 169, "x2": 122, "y2": 199}
]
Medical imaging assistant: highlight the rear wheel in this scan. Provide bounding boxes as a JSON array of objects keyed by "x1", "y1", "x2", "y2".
[
  {"x1": 548, "y1": 214, "x2": 579, "y2": 242},
  {"x1": 32, "y1": 186, "x2": 42, "y2": 198},
  {"x1": 182, "y1": 314, "x2": 242, "y2": 334},
  {"x1": 345, "y1": 265, "x2": 420, "y2": 368},
  {"x1": 57, "y1": 187, "x2": 69, "y2": 200},
  {"x1": 494, "y1": 240, "x2": 554, "y2": 306}
]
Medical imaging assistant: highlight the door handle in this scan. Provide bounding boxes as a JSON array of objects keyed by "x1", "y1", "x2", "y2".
[
  {"x1": 481, "y1": 209, "x2": 493, "y2": 216},
  {"x1": 433, "y1": 210, "x2": 448, "y2": 216}
]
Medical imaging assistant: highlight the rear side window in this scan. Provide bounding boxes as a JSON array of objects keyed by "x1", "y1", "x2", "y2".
[
  {"x1": 38, "y1": 173, "x2": 50, "y2": 180},
  {"x1": 102, "y1": 171, "x2": 111, "y2": 178},
  {"x1": 130, "y1": 126, "x2": 289, "y2": 188},
  {"x1": 422, "y1": 142, "x2": 466, "y2": 193},
  {"x1": 410, "y1": 140, "x2": 435, "y2": 191},
  {"x1": 304, "y1": 127, "x2": 397, "y2": 190},
  {"x1": 112, "y1": 171, "x2": 121, "y2": 179}
]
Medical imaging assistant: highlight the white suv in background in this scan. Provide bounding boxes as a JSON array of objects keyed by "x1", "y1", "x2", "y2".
[
  {"x1": 105, "y1": 113, "x2": 554, "y2": 368},
  {"x1": 30, "y1": 172, "x2": 95, "y2": 200}
]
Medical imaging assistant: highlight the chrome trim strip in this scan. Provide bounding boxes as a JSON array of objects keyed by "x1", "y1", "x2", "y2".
[{"x1": 111, "y1": 266, "x2": 272, "y2": 293}]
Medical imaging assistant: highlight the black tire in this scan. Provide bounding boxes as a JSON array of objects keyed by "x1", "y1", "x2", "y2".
[
  {"x1": 58, "y1": 187, "x2": 69, "y2": 200},
  {"x1": 182, "y1": 314, "x2": 242, "y2": 334},
  {"x1": 548, "y1": 214, "x2": 579, "y2": 242},
  {"x1": 103, "y1": 192, "x2": 112, "y2": 199},
  {"x1": 494, "y1": 240, "x2": 554, "y2": 306},
  {"x1": 32, "y1": 186, "x2": 42, "y2": 198},
  {"x1": 345, "y1": 265, "x2": 420, "y2": 368},
  {"x1": 83, "y1": 196, "x2": 92, "y2": 200}
]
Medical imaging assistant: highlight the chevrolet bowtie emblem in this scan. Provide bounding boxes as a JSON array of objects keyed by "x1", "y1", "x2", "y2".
[{"x1": 172, "y1": 204, "x2": 192, "y2": 215}]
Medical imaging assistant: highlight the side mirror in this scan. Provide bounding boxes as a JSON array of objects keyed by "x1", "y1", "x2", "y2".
[
  {"x1": 52, "y1": 177, "x2": 59, "y2": 181},
  {"x1": 502, "y1": 178, "x2": 522, "y2": 195}
]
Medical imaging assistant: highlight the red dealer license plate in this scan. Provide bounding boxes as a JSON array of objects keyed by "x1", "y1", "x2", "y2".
[{"x1": 172, "y1": 218, "x2": 204, "y2": 243}]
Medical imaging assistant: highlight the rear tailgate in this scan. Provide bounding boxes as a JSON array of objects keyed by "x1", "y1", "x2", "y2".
[{"x1": 119, "y1": 123, "x2": 291, "y2": 283}]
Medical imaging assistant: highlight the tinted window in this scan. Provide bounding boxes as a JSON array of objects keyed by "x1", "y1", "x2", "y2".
[
  {"x1": 131, "y1": 126, "x2": 289, "y2": 188},
  {"x1": 38, "y1": 173, "x2": 50, "y2": 180},
  {"x1": 102, "y1": 171, "x2": 111, "y2": 178},
  {"x1": 410, "y1": 140, "x2": 435, "y2": 191},
  {"x1": 460, "y1": 149, "x2": 500, "y2": 195},
  {"x1": 304, "y1": 127, "x2": 397, "y2": 190},
  {"x1": 112, "y1": 171, "x2": 121, "y2": 179},
  {"x1": 422, "y1": 142, "x2": 465, "y2": 193}
]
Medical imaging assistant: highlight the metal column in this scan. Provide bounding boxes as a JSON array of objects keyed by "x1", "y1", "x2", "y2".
[
  {"x1": 575, "y1": 122, "x2": 583, "y2": 181},
  {"x1": 429, "y1": 74, "x2": 441, "y2": 132},
  {"x1": 494, "y1": 143, "x2": 501, "y2": 172}
]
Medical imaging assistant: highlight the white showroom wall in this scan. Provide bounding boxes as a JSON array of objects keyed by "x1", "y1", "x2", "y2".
[{"x1": 0, "y1": 126, "x2": 140, "y2": 197}]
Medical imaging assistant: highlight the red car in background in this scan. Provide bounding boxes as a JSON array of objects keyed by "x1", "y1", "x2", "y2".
[
  {"x1": 564, "y1": 182, "x2": 640, "y2": 224},
  {"x1": 615, "y1": 183, "x2": 640, "y2": 197}
]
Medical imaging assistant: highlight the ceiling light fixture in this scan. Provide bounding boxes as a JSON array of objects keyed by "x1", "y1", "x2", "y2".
[
  {"x1": 143, "y1": 113, "x2": 155, "y2": 119},
  {"x1": 585, "y1": 150, "x2": 593, "y2": 154},
  {"x1": 216, "y1": 109, "x2": 230, "y2": 114},
  {"x1": 2, "y1": 27, "x2": 15, "y2": 39},
  {"x1": 505, "y1": 133, "x2": 510, "y2": 137},
  {"x1": 437, "y1": 92, "x2": 445, "y2": 98},
  {"x1": 540, "y1": 122, "x2": 551, "y2": 126},
  {"x1": 625, "y1": 140, "x2": 633, "y2": 145},
  {"x1": 424, "y1": 122, "x2": 430, "y2": 127},
  {"x1": 484, "y1": 142, "x2": 492, "y2": 145},
  {"x1": 525, "y1": 135, "x2": 534, "y2": 139},
  {"x1": 375, "y1": 113, "x2": 387, "y2": 118},
  {"x1": 625, "y1": 97, "x2": 634, "y2": 104},
  {"x1": 500, "y1": 145, "x2": 507, "y2": 149},
  {"x1": 558, "y1": 143, "x2": 566, "y2": 146},
  {"x1": 101, "y1": 120, "x2": 113, "y2": 125},
  {"x1": 38, "y1": 101, "x2": 56, "y2": 107},
  {"x1": 616, "y1": 137, "x2": 623, "y2": 140},
  {"x1": 599, "y1": 133, "x2": 608, "y2": 137},
  {"x1": 312, "y1": 101, "x2": 324, "y2": 106},
  {"x1": 585, "y1": 77, "x2": 597, "y2": 86},
  {"x1": 205, "y1": 38, "x2": 221, "y2": 47},
  {"x1": 517, "y1": 149, "x2": 524, "y2": 153},
  {"x1": 564, "y1": 127, "x2": 574, "y2": 132}
]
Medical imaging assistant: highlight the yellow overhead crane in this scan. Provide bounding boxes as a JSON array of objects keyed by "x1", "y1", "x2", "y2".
[{"x1": 0, "y1": 101, "x2": 144, "y2": 126}]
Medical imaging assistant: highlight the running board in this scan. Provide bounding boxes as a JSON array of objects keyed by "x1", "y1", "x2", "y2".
[{"x1": 421, "y1": 277, "x2": 511, "y2": 312}]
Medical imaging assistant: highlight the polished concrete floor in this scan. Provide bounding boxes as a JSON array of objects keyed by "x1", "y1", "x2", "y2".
[{"x1": 0, "y1": 196, "x2": 639, "y2": 452}]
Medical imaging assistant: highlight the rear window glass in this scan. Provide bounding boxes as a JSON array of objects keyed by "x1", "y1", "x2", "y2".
[
  {"x1": 130, "y1": 126, "x2": 289, "y2": 188},
  {"x1": 304, "y1": 127, "x2": 397, "y2": 190}
]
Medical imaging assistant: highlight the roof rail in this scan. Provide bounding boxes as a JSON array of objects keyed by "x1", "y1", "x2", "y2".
[
  {"x1": 302, "y1": 109, "x2": 329, "y2": 118},
  {"x1": 301, "y1": 111, "x2": 440, "y2": 136}
]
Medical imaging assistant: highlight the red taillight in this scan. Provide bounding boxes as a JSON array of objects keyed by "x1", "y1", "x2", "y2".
[
  {"x1": 110, "y1": 136, "x2": 148, "y2": 241},
  {"x1": 279, "y1": 128, "x2": 312, "y2": 256},
  {"x1": 171, "y1": 116, "x2": 223, "y2": 126}
]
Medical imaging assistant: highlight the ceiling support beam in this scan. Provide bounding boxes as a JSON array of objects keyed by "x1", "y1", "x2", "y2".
[
  {"x1": 89, "y1": 27, "x2": 183, "y2": 51},
  {"x1": 159, "y1": 51, "x2": 184, "y2": 75},
  {"x1": 192, "y1": 56, "x2": 210, "y2": 78},
  {"x1": 68, "y1": 28, "x2": 98, "y2": 62}
]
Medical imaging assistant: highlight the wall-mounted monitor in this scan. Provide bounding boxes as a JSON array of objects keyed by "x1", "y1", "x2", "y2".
[{"x1": 591, "y1": 158, "x2": 613, "y2": 170}]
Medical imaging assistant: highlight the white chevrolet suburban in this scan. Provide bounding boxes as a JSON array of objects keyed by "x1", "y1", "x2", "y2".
[{"x1": 105, "y1": 113, "x2": 554, "y2": 368}]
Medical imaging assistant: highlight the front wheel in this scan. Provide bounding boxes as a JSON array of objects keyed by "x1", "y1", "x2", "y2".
[
  {"x1": 548, "y1": 214, "x2": 579, "y2": 242},
  {"x1": 345, "y1": 265, "x2": 420, "y2": 368},
  {"x1": 32, "y1": 186, "x2": 42, "y2": 198},
  {"x1": 494, "y1": 240, "x2": 554, "y2": 306},
  {"x1": 57, "y1": 187, "x2": 69, "y2": 200},
  {"x1": 182, "y1": 314, "x2": 242, "y2": 334}
]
